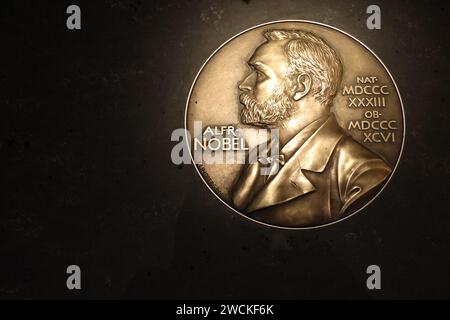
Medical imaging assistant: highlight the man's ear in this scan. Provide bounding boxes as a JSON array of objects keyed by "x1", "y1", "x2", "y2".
[{"x1": 293, "y1": 74, "x2": 312, "y2": 101}]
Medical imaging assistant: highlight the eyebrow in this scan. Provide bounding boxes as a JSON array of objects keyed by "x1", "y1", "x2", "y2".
[{"x1": 249, "y1": 61, "x2": 269, "y2": 71}]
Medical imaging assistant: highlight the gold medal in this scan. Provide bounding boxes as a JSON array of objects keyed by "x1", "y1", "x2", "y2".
[{"x1": 185, "y1": 20, "x2": 404, "y2": 229}]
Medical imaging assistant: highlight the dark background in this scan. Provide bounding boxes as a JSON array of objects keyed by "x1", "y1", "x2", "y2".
[{"x1": 1, "y1": 0, "x2": 449, "y2": 299}]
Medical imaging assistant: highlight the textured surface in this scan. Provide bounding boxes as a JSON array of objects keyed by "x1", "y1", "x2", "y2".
[{"x1": 1, "y1": 0, "x2": 449, "y2": 299}]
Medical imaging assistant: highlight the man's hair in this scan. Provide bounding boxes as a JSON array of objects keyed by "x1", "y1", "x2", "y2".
[{"x1": 264, "y1": 29, "x2": 343, "y2": 108}]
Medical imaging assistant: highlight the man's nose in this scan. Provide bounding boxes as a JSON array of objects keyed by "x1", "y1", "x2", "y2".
[{"x1": 238, "y1": 72, "x2": 256, "y2": 92}]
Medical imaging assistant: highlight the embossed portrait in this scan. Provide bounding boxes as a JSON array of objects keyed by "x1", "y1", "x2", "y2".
[{"x1": 232, "y1": 30, "x2": 392, "y2": 227}]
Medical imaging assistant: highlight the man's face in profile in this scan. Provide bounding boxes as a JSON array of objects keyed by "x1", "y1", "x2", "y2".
[{"x1": 239, "y1": 40, "x2": 297, "y2": 127}]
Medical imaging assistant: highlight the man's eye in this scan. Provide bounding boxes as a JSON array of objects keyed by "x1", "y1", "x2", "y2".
[{"x1": 256, "y1": 71, "x2": 266, "y2": 80}]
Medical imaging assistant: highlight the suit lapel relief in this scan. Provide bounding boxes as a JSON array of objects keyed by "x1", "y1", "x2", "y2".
[
  {"x1": 231, "y1": 142, "x2": 272, "y2": 211},
  {"x1": 246, "y1": 114, "x2": 345, "y2": 213}
]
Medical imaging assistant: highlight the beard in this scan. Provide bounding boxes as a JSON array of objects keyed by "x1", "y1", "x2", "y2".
[{"x1": 239, "y1": 82, "x2": 296, "y2": 127}]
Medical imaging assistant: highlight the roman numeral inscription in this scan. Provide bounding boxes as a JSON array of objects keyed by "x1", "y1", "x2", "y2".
[{"x1": 343, "y1": 76, "x2": 399, "y2": 144}]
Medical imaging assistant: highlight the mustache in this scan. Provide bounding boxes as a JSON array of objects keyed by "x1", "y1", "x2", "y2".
[
  {"x1": 239, "y1": 92, "x2": 257, "y2": 109},
  {"x1": 239, "y1": 91, "x2": 265, "y2": 124},
  {"x1": 238, "y1": 89, "x2": 295, "y2": 126}
]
